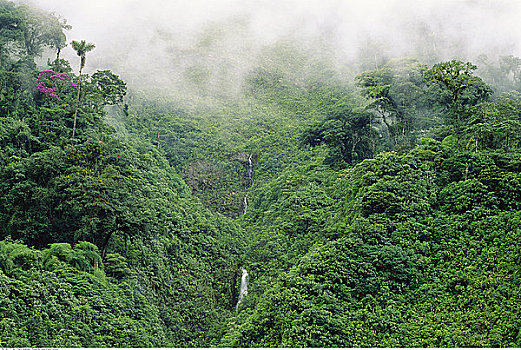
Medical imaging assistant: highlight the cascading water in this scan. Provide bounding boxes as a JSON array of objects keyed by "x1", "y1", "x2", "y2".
[
  {"x1": 236, "y1": 267, "x2": 248, "y2": 312},
  {"x1": 241, "y1": 154, "x2": 253, "y2": 215},
  {"x1": 248, "y1": 154, "x2": 253, "y2": 187},
  {"x1": 237, "y1": 155, "x2": 252, "y2": 308},
  {"x1": 242, "y1": 196, "x2": 248, "y2": 215}
]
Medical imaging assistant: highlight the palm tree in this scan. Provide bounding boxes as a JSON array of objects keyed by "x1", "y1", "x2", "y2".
[{"x1": 71, "y1": 40, "x2": 95, "y2": 138}]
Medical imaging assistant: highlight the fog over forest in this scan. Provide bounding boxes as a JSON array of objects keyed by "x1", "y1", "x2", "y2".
[
  {"x1": 23, "y1": 0, "x2": 521, "y2": 98},
  {"x1": 3, "y1": 0, "x2": 521, "y2": 347}
]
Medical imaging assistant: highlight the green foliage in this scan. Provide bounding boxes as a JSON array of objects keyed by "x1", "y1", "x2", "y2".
[
  {"x1": 0, "y1": 240, "x2": 168, "y2": 347},
  {"x1": 425, "y1": 60, "x2": 492, "y2": 127},
  {"x1": 356, "y1": 58, "x2": 431, "y2": 147},
  {"x1": 90, "y1": 70, "x2": 127, "y2": 106},
  {"x1": 225, "y1": 142, "x2": 521, "y2": 347},
  {"x1": 71, "y1": 39, "x2": 96, "y2": 139},
  {"x1": 303, "y1": 98, "x2": 373, "y2": 166},
  {"x1": 71, "y1": 40, "x2": 95, "y2": 72},
  {"x1": 0, "y1": 1, "x2": 68, "y2": 64},
  {"x1": 464, "y1": 97, "x2": 521, "y2": 151},
  {"x1": 476, "y1": 54, "x2": 521, "y2": 97},
  {"x1": 0, "y1": 3, "x2": 244, "y2": 347},
  {"x1": 0, "y1": 5, "x2": 521, "y2": 347},
  {"x1": 111, "y1": 48, "x2": 521, "y2": 347}
]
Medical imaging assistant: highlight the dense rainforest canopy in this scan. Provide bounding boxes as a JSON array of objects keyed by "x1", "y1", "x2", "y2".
[{"x1": 0, "y1": 1, "x2": 520, "y2": 347}]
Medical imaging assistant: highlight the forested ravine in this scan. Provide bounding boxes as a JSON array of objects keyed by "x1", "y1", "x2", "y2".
[{"x1": 0, "y1": 1, "x2": 521, "y2": 348}]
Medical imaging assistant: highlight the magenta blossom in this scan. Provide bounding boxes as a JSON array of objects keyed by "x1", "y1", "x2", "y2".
[
  {"x1": 50, "y1": 72, "x2": 69, "y2": 80},
  {"x1": 37, "y1": 70, "x2": 55, "y2": 80},
  {"x1": 35, "y1": 70, "x2": 76, "y2": 101}
]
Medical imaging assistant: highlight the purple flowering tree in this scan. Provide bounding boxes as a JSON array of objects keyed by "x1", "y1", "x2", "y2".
[{"x1": 35, "y1": 69, "x2": 77, "y2": 101}]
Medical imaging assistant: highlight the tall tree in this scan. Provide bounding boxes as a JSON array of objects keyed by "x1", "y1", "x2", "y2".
[
  {"x1": 425, "y1": 60, "x2": 491, "y2": 123},
  {"x1": 71, "y1": 39, "x2": 95, "y2": 139}
]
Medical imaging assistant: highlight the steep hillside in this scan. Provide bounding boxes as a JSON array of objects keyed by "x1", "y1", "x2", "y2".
[
  {"x1": 1, "y1": 1, "x2": 521, "y2": 347},
  {"x1": 0, "y1": 2, "x2": 242, "y2": 347},
  {"x1": 223, "y1": 146, "x2": 521, "y2": 347}
]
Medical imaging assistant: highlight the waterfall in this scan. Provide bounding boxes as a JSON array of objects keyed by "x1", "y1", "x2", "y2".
[
  {"x1": 242, "y1": 195, "x2": 248, "y2": 215},
  {"x1": 236, "y1": 267, "x2": 248, "y2": 311},
  {"x1": 241, "y1": 154, "x2": 253, "y2": 215},
  {"x1": 248, "y1": 154, "x2": 253, "y2": 186}
]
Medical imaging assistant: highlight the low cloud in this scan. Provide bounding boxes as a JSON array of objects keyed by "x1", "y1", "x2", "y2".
[{"x1": 22, "y1": 0, "x2": 521, "y2": 101}]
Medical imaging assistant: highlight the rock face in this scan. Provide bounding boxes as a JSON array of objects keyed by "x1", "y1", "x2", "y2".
[
  {"x1": 230, "y1": 152, "x2": 250, "y2": 163},
  {"x1": 185, "y1": 160, "x2": 222, "y2": 192}
]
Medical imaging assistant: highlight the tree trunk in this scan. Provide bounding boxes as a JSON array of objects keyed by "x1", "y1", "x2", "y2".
[
  {"x1": 72, "y1": 68, "x2": 82, "y2": 138},
  {"x1": 101, "y1": 231, "x2": 112, "y2": 259},
  {"x1": 381, "y1": 114, "x2": 396, "y2": 146}
]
